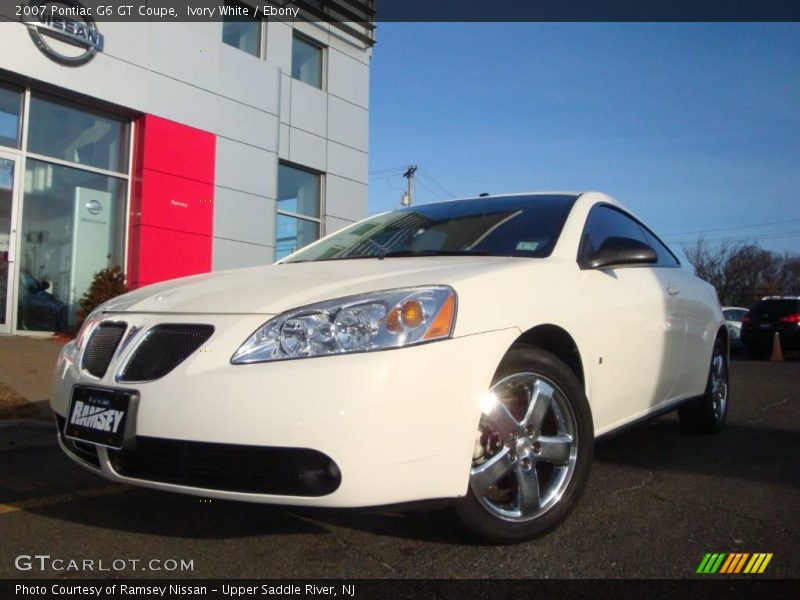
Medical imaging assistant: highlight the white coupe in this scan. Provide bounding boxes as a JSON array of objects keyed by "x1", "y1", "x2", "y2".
[{"x1": 51, "y1": 192, "x2": 729, "y2": 543}]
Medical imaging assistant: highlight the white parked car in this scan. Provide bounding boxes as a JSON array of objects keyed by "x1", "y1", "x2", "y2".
[
  {"x1": 722, "y1": 306, "x2": 748, "y2": 352},
  {"x1": 51, "y1": 192, "x2": 729, "y2": 543}
]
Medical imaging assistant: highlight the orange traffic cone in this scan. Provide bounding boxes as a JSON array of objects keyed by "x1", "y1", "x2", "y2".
[{"x1": 770, "y1": 332, "x2": 785, "y2": 362}]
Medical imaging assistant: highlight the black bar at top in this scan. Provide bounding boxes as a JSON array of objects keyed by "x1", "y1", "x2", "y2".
[{"x1": 6, "y1": 0, "x2": 800, "y2": 22}]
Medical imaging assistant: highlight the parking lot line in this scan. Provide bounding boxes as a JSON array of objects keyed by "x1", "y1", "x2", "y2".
[{"x1": 0, "y1": 485, "x2": 131, "y2": 516}]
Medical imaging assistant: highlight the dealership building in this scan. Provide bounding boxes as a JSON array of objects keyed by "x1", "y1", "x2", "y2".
[{"x1": 0, "y1": 1, "x2": 374, "y2": 333}]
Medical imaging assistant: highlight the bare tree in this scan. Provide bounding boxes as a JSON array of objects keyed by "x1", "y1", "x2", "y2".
[{"x1": 682, "y1": 236, "x2": 800, "y2": 307}]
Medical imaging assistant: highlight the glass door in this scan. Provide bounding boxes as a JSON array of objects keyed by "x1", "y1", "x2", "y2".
[{"x1": 0, "y1": 152, "x2": 19, "y2": 334}]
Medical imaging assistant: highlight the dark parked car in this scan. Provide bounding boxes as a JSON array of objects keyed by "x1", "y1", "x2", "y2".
[
  {"x1": 18, "y1": 272, "x2": 68, "y2": 331},
  {"x1": 741, "y1": 296, "x2": 800, "y2": 356}
]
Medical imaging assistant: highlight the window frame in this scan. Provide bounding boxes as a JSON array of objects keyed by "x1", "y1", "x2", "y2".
[
  {"x1": 0, "y1": 80, "x2": 133, "y2": 334},
  {"x1": 291, "y1": 31, "x2": 326, "y2": 90},
  {"x1": 578, "y1": 203, "x2": 681, "y2": 270},
  {"x1": 0, "y1": 81, "x2": 25, "y2": 151},
  {"x1": 26, "y1": 91, "x2": 131, "y2": 176},
  {"x1": 221, "y1": 0, "x2": 267, "y2": 59},
  {"x1": 276, "y1": 161, "x2": 324, "y2": 260}
]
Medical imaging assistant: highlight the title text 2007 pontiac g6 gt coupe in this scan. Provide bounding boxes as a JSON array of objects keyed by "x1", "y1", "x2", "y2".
[{"x1": 51, "y1": 192, "x2": 729, "y2": 543}]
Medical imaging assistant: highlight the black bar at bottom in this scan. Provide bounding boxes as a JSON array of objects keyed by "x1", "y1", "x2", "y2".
[{"x1": 0, "y1": 579, "x2": 795, "y2": 600}]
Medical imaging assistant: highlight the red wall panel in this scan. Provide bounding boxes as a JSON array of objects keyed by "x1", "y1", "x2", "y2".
[
  {"x1": 135, "y1": 115, "x2": 215, "y2": 184},
  {"x1": 136, "y1": 170, "x2": 213, "y2": 236},
  {"x1": 128, "y1": 115, "x2": 216, "y2": 289},
  {"x1": 130, "y1": 227, "x2": 213, "y2": 288}
]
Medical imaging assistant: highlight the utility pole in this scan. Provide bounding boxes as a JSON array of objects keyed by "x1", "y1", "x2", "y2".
[{"x1": 402, "y1": 165, "x2": 418, "y2": 206}]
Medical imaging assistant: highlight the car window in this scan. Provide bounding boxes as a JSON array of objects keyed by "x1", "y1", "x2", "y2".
[
  {"x1": 638, "y1": 226, "x2": 681, "y2": 267},
  {"x1": 581, "y1": 205, "x2": 679, "y2": 268},
  {"x1": 283, "y1": 195, "x2": 578, "y2": 263},
  {"x1": 723, "y1": 309, "x2": 747, "y2": 322},
  {"x1": 580, "y1": 205, "x2": 646, "y2": 260}
]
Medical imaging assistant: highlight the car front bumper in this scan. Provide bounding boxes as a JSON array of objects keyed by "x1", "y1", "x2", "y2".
[{"x1": 50, "y1": 312, "x2": 519, "y2": 508}]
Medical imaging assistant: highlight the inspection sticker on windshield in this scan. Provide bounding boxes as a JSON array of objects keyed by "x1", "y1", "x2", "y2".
[{"x1": 516, "y1": 241, "x2": 540, "y2": 251}]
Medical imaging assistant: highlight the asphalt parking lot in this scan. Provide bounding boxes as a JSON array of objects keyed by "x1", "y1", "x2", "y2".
[{"x1": 1, "y1": 357, "x2": 798, "y2": 580}]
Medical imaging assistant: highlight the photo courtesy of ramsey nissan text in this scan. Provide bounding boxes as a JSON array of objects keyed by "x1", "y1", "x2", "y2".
[{"x1": 0, "y1": 0, "x2": 797, "y2": 597}]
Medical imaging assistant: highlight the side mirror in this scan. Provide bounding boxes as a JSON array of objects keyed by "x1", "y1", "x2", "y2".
[{"x1": 584, "y1": 236, "x2": 657, "y2": 270}]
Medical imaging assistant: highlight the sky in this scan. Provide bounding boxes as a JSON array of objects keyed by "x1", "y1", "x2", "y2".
[{"x1": 367, "y1": 23, "x2": 800, "y2": 258}]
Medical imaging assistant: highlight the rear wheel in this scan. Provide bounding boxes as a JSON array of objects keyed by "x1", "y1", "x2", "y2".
[
  {"x1": 454, "y1": 345, "x2": 593, "y2": 543},
  {"x1": 679, "y1": 337, "x2": 729, "y2": 433}
]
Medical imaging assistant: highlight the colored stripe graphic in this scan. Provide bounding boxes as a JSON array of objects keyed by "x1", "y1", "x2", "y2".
[
  {"x1": 697, "y1": 553, "x2": 726, "y2": 573},
  {"x1": 697, "y1": 552, "x2": 772, "y2": 574},
  {"x1": 719, "y1": 554, "x2": 735, "y2": 573},
  {"x1": 720, "y1": 553, "x2": 748, "y2": 573},
  {"x1": 758, "y1": 554, "x2": 773, "y2": 573},
  {"x1": 733, "y1": 553, "x2": 750, "y2": 573},
  {"x1": 744, "y1": 553, "x2": 773, "y2": 574},
  {"x1": 696, "y1": 553, "x2": 713, "y2": 573}
]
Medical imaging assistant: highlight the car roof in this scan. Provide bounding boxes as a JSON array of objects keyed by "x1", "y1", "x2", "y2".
[{"x1": 413, "y1": 192, "x2": 584, "y2": 205}]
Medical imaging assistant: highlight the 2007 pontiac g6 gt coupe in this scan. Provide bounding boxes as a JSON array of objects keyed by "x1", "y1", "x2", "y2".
[{"x1": 51, "y1": 192, "x2": 729, "y2": 543}]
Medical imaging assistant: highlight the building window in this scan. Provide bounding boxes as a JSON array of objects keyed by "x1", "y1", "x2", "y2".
[
  {"x1": 17, "y1": 95, "x2": 129, "y2": 331},
  {"x1": 222, "y1": 0, "x2": 263, "y2": 57},
  {"x1": 276, "y1": 163, "x2": 322, "y2": 260},
  {"x1": 291, "y1": 34, "x2": 323, "y2": 89},
  {"x1": 0, "y1": 82, "x2": 23, "y2": 149},
  {"x1": 27, "y1": 95, "x2": 129, "y2": 172}
]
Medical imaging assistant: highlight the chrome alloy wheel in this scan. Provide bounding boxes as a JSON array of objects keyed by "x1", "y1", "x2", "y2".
[
  {"x1": 710, "y1": 348, "x2": 729, "y2": 421},
  {"x1": 470, "y1": 373, "x2": 579, "y2": 522}
]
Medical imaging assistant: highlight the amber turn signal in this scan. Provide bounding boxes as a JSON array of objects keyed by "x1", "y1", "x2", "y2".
[{"x1": 423, "y1": 292, "x2": 455, "y2": 339}]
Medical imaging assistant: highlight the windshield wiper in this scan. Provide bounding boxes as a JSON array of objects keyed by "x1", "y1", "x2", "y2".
[{"x1": 378, "y1": 250, "x2": 488, "y2": 259}]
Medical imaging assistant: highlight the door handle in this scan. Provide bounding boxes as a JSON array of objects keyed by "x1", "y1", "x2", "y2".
[{"x1": 667, "y1": 284, "x2": 681, "y2": 296}]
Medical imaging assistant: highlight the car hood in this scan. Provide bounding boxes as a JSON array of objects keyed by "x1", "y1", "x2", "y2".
[{"x1": 102, "y1": 256, "x2": 532, "y2": 316}]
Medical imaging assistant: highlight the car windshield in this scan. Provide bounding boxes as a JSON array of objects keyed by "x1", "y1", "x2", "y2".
[{"x1": 283, "y1": 194, "x2": 579, "y2": 263}]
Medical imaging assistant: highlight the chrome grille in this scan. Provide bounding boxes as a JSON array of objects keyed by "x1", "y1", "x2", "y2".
[{"x1": 81, "y1": 322, "x2": 126, "y2": 378}]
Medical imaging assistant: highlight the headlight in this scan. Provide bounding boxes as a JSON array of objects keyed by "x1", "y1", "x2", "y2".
[{"x1": 231, "y1": 286, "x2": 457, "y2": 364}]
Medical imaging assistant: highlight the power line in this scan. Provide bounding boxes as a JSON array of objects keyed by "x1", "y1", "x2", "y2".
[
  {"x1": 414, "y1": 178, "x2": 446, "y2": 200},
  {"x1": 672, "y1": 230, "x2": 800, "y2": 245},
  {"x1": 369, "y1": 165, "x2": 407, "y2": 176},
  {"x1": 374, "y1": 175, "x2": 405, "y2": 191},
  {"x1": 661, "y1": 218, "x2": 800, "y2": 238},
  {"x1": 369, "y1": 172, "x2": 404, "y2": 179},
  {"x1": 417, "y1": 168, "x2": 456, "y2": 198}
]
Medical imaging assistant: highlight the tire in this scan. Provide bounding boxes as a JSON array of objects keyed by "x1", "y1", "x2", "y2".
[
  {"x1": 453, "y1": 344, "x2": 593, "y2": 544},
  {"x1": 678, "y1": 337, "x2": 729, "y2": 434}
]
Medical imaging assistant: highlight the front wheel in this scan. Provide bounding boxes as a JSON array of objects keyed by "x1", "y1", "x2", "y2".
[
  {"x1": 678, "y1": 337, "x2": 729, "y2": 433},
  {"x1": 454, "y1": 345, "x2": 593, "y2": 544}
]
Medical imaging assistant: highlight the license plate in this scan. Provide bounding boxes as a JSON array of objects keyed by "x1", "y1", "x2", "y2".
[
  {"x1": 760, "y1": 323, "x2": 772, "y2": 330},
  {"x1": 65, "y1": 386, "x2": 135, "y2": 449}
]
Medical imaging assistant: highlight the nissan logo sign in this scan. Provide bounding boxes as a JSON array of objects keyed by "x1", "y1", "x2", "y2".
[
  {"x1": 23, "y1": 0, "x2": 104, "y2": 66},
  {"x1": 85, "y1": 199, "x2": 102, "y2": 215}
]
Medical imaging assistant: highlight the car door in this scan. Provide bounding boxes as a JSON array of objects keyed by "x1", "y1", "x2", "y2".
[
  {"x1": 669, "y1": 267, "x2": 718, "y2": 397},
  {"x1": 578, "y1": 205, "x2": 686, "y2": 431}
]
